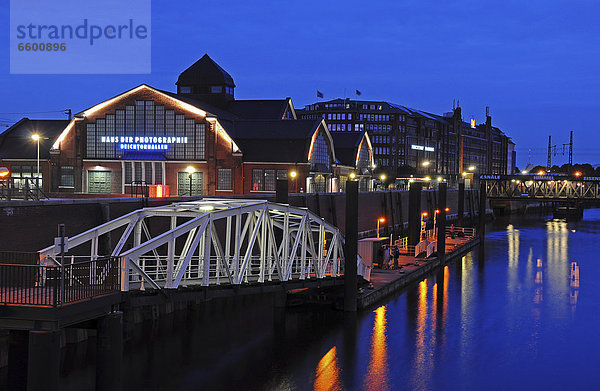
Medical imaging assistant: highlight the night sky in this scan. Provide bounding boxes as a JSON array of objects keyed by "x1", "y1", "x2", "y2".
[{"x1": 1, "y1": 0, "x2": 599, "y2": 168}]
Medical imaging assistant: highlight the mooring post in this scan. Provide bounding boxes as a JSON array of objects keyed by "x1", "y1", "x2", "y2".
[
  {"x1": 408, "y1": 182, "x2": 422, "y2": 246},
  {"x1": 479, "y1": 181, "x2": 487, "y2": 242},
  {"x1": 28, "y1": 330, "x2": 60, "y2": 391},
  {"x1": 344, "y1": 180, "x2": 358, "y2": 312},
  {"x1": 437, "y1": 182, "x2": 447, "y2": 262},
  {"x1": 96, "y1": 311, "x2": 123, "y2": 391},
  {"x1": 458, "y1": 182, "x2": 465, "y2": 227},
  {"x1": 276, "y1": 179, "x2": 289, "y2": 204}
]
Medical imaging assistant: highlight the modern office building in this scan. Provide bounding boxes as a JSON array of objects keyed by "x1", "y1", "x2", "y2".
[{"x1": 297, "y1": 99, "x2": 514, "y2": 183}]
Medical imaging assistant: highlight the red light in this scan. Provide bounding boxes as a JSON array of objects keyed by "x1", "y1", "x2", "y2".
[
  {"x1": 445, "y1": 207, "x2": 450, "y2": 212},
  {"x1": 422, "y1": 212, "x2": 428, "y2": 217}
]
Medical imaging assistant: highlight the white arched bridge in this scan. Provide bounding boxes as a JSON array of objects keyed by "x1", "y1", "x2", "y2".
[{"x1": 38, "y1": 199, "x2": 368, "y2": 294}]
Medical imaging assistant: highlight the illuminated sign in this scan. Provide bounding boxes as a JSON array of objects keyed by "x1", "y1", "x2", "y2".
[
  {"x1": 101, "y1": 136, "x2": 188, "y2": 144},
  {"x1": 120, "y1": 143, "x2": 168, "y2": 150},
  {"x1": 101, "y1": 136, "x2": 188, "y2": 151},
  {"x1": 411, "y1": 144, "x2": 434, "y2": 152}
]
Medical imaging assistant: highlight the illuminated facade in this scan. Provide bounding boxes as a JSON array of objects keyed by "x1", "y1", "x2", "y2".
[
  {"x1": 298, "y1": 100, "x2": 514, "y2": 181},
  {"x1": 1, "y1": 55, "x2": 374, "y2": 196}
]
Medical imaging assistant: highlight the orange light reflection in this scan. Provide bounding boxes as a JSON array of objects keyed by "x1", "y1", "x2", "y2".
[
  {"x1": 314, "y1": 346, "x2": 341, "y2": 391},
  {"x1": 364, "y1": 306, "x2": 389, "y2": 391}
]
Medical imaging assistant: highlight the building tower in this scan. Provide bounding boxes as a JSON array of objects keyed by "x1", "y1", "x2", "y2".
[{"x1": 176, "y1": 54, "x2": 236, "y2": 108}]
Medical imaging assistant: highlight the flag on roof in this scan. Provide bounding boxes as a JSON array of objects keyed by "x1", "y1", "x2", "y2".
[
  {"x1": 356, "y1": 90, "x2": 362, "y2": 96},
  {"x1": 316, "y1": 90, "x2": 324, "y2": 98}
]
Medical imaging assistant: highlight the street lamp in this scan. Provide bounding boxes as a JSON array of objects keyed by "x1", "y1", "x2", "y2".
[
  {"x1": 349, "y1": 172, "x2": 356, "y2": 180},
  {"x1": 468, "y1": 165, "x2": 476, "y2": 171},
  {"x1": 290, "y1": 170, "x2": 298, "y2": 192},
  {"x1": 31, "y1": 134, "x2": 40, "y2": 183},
  {"x1": 377, "y1": 217, "x2": 385, "y2": 239},
  {"x1": 185, "y1": 166, "x2": 195, "y2": 196},
  {"x1": 422, "y1": 161, "x2": 430, "y2": 167}
]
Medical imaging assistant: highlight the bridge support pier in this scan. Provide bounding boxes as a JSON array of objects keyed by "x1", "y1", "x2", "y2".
[
  {"x1": 96, "y1": 311, "x2": 123, "y2": 391},
  {"x1": 7, "y1": 330, "x2": 29, "y2": 391},
  {"x1": 437, "y1": 183, "x2": 447, "y2": 262},
  {"x1": 479, "y1": 182, "x2": 487, "y2": 244},
  {"x1": 457, "y1": 182, "x2": 465, "y2": 227},
  {"x1": 276, "y1": 179, "x2": 289, "y2": 204},
  {"x1": 344, "y1": 180, "x2": 358, "y2": 312},
  {"x1": 28, "y1": 330, "x2": 61, "y2": 391},
  {"x1": 408, "y1": 182, "x2": 422, "y2": 246}
]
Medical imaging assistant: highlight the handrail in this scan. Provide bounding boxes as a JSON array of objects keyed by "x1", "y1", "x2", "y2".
[{"x1": 0, "y1": 257, "x2": 120, "y2": 307}]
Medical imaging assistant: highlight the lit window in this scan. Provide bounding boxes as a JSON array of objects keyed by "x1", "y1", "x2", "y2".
[{"x1": 180, "y1": 86, "x2": 192, "y2": 94}]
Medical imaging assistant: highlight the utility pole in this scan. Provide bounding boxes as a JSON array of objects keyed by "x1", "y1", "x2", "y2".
[
  {"x1": 65, "y1": 109, "x2": 72, "y2": 120},
  {"x1": 547, "y1": 136, "x2": 551, "y2": 171}
]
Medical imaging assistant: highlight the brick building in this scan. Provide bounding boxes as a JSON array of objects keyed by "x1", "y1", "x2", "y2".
[{"x1": 1, "y1": 55, "x2": 374, "y2": 196}]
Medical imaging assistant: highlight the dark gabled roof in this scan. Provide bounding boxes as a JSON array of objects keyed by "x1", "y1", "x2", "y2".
[
  {"x1": 330, "y1": 132, "x2": 366, "y2": 166},
  {"x1": 156, "y1": 88, "x2": 234, "y2": 120},
  {"x1": 230, "y1": 119, "x2": 321, "y2": 162},
  {"x1": 0, "y1": 118, "x2": 69, "y2": 160},
  {"x1": 226, "y1": 99, "x2": 291, "y2": 120},
  {"x1": 176, "y1": 54, "x2": 235, "y2": 87}
]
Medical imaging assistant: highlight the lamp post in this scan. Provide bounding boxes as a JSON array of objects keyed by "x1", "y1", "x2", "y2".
[
  {"x1": 377, "y1": 217, "x2": 385, "y2": 239},
  {"x1": 185, "y1": 166, "x2": 195, "y2": 196},
  {"x1": 290, "y1": 170, "x2": 297, "y2": 193},
  {"x1": 31, "y1": 134, "x2": 40, "y2": 182},
  {"x1": 379, "y1": 173, "x2": 386, "y2": 190}
]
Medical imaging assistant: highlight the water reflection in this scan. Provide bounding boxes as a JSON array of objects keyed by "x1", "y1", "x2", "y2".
[
  {"x1": 313, "y1": 346, "x2": 341, "y2": 391},
  {"x1": 569, "y1": 262, "x2": 580, "y2": 316},
  {"x1": 507, "y1": 224, "x2": 520, "y2": 293},
  {"x1": 546, "y1": 219, "x2": 570, "y2": 316},
  {"x1": 364, "y1": 306, "x2": 389, "y2": 391}
]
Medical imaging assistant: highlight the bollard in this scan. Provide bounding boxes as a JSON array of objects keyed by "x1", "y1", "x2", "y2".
[
  {"x1": 275, "y1": 179, "x2": 288, "y2": 204},
  {"x1": 437, "y1": 183, "x2": 447, "y2": 262},
  {"x1": 344, "y1": 180, "x2": 358, "y2": 312},
  {"x1": 408, "y1": 182, "x2": 422, "y2": 246},
  {"x1": 96, "y1": 312, "x2": 123, "y2": 391},
  {"x1": 457, "y1": 182, "x2": 465, "y2": 227}
]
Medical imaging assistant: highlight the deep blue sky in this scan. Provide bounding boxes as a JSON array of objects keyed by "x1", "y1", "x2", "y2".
[{"x1": 2, "y1": 1, "x2": 599, "y2": 168}]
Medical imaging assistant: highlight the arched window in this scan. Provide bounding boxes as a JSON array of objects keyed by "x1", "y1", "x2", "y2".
[{"x1": 310, "y1": 132, "x2": 331, "y2": 169}]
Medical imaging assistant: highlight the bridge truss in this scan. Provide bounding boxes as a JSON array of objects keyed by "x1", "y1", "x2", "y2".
[
  {"x1": 483, "y1": 175, "x2": 600, "y2": 201},
  {"x1": 40, "y1": 199, "x2": 366, "y2": 291}
]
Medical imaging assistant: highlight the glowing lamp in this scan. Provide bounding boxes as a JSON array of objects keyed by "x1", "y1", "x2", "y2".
[
  {"x1": 445, "y1": 207, "x2": 450, "y2": 212},
  {"x1": 31, "y1": 134, "x2": 40, "y2": 141},
  {"x1": 468, "y1": 165, "x2": 476, "y2": 171},
  {"x1": 185, "y1": 166, "x2": 195, "y2": 175},
  {"x1": 538, "y1": 170, "x2": 545, "y2": 175},
  {"x1": 380, "y1": 174, "x2": 387, "y2": 181},
  {"x1": 0, "y1": 167, "x2": 9, "y2": 178},
  {"x1": 349, "y1": 172, "x2": 356, "y2": 180},
  {"x1": 290, "y1": 171, "x2": 297, "y2": 178},
  {"x1": 422, "y1": 161, "x2": 430, "y2": 167},
  {"x1": 574, "y1": 171, "x2": 582, "y2": 177},
  {"x1": 422, "y1": 212, "x2": 428, "y2": 217}
]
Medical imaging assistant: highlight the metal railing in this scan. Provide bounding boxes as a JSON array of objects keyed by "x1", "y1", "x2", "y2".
[
  {"x1": 0, "y1": 178, "x2": 48, "y2": 201},
  {"x1": 0, "y1": 258, "x2": 120, "y2": 307},
  {"x1": 446, "y1": 226, "x2": 476, "y2": 239}
]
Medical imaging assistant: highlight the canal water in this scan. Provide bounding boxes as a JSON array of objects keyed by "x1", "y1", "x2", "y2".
[{"x1": 58, "y1": 208, "x2": 600, "y2": 390}]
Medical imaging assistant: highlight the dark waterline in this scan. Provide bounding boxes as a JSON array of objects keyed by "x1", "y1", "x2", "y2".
[{"x1": 55, "y1": 209, "x2": 600, "y2": 390}]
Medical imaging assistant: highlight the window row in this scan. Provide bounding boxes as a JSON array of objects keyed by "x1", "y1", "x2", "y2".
[
  {"x1": 86, "y1": 100, "x2": 206, "y2": 161},
  {"x1": 326, "y1": 113, "x2": 352, "y2": 121},
  {"x1": 123, "y1": 161, "x2": 164, "y2": 185},
  {"x1": 252, "y1": 169, "x2": 288, "y2": 191},
  {"x1": 358, "y1": 113, "x2": 390, "y2": 122}
]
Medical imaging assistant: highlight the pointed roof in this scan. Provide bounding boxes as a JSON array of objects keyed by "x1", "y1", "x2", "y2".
[{"x1": 176, "y1": 54, "x2": 235, "y2": 87}]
